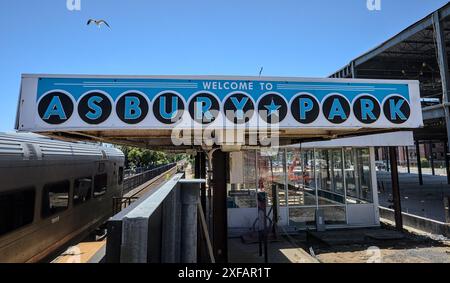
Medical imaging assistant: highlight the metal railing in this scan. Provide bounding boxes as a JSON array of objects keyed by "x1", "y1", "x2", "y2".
[
  {"x1": 112, "y1": 197, "x2": 139, "y2": 215},
  {"x1": 124, "y1": 165, "x2": 162, "y2": 178},
  {"x1": 122, "y1": 163, "x2": 176, "y2": 195}
]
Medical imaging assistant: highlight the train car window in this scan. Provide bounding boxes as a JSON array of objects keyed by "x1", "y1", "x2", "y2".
[
  {"x1": 118, "y1": 167, "x2": 124, "y2": 185},
  {"x1": 94, "y1": 173, "x2": 108, "y2": 198},
  {"x1": 41, "y1": 181, "x2": 70, "y2": 218},
  {"x1": 0, "y1": 188, "x2": 35, "y2": 236},
  {"x1": 73, "y1": 177, "x2": 92, "y2": 205}
]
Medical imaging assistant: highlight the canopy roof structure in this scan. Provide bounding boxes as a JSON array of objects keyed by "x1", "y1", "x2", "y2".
[{"x1": 330, "y1": 2, "x2": 450, "y2": 142}]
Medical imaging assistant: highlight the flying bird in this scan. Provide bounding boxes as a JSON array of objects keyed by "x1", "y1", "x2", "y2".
[{"x1": 87, "y1": 19, "x2": 111, "y2": 28}]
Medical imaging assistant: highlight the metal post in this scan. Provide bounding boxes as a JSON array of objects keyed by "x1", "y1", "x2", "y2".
[
  {"x1": 195, "y1": 152, "x2": 201, "y2": 179},
  {"x1": 179, "y1": 180, "x2": 201, "y2": 263},
  {"x1": 271, "y1": 184, "x2": 278, "y2": 236},
  {"x1": 257, "y1": 192, "x2": 268, "y2": 263},
  {"x1": 212, "y1": 150, "x2": 228, "y2": 263},
  {"x1": 416, "y1": 141, "x2": 423, "y2": 185},
  {"x1": 194, "y1": 151, "x2": 207, "y2": 215},
  {"x1": 433, "y1": 12, "x2": 450, "y2": 153},
  {"x1": 389, "y1": 147, "x2": 403, "y2": 231},
  {"x1": 405, "y1": 146, "x2": 410, "y2": 174},
  {"x1": 446, "y1": 142, "x2": 450, "y2": 185},
  {"x1": 444, "y1": 197, "x2": 450, "y2": 223},
  {"x1": 429, "y1": 141, "x2": 435, "y2": 176},
  {"x1": 385, "y1": 147, "x2": 390, "y2": 172},
  {"x1": 200, "y1": 152, "x2": 207, "y2": 215},
  {"x1": 269, "y1": 155, "x2": 278, "y2": 237},
  {"x1": 351, "y1": 61, "x2": 357, "y2": 78},
  {"x1": 196, "y1": 152, "x2": 207, "y2": 263}
]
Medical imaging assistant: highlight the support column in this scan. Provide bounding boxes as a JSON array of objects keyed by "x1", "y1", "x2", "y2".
[
  {"x1": 416, "y1": 141, "x2": 423, "y2": 186},
  {"x1": 389, "y1": 147, "x2": 403, "y2": 231},
  {"x1": 429, "y1": 141, "x2": 435, "y2": 176},
  {"x1": 433, "y1": 11, "x2": 450, "y2": 153},
  {"x1": 385, "y1": 147, "x2": 390, "y2": 172},
  {"x1": 195, "y1": 152, "x2": 207, "y2": 215},
  {"x1": 212, "y1": 150, "x2": 228, "y2": 263},
  {"x1": 195, "y1": 152, "x2": 208, "y2": 263},
  {"x1": 179, "y1": 180, "x2": 201, "y2": 263},
  {"x1": 195, "y1": 152, "x2": 201, "y2": 179},
  {"x1": 200, "y1": 152, "x2": 207, "y2": 215},
  {"x1": 405, "y1": 146, "x2": 411, "y2": 174},
  {"x1": 446, "y1": 142, "x2": 450, "y2": 185},
  {"x1": 161, "y1": 189, "x2": 180, "y2": 263}
]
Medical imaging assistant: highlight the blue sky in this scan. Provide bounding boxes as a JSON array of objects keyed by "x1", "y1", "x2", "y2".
[{"x1": 0, "y1": 0, "x2": 448, "y2": 131}]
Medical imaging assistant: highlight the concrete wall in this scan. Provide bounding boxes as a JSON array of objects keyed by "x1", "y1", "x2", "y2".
[{"x1": 379, "y1": 206, "x2": 450, "y2": 237}]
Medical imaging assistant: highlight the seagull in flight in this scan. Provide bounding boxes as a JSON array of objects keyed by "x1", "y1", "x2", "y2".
[{"x1": 87, "y1": 19, "x2": 111, "y2": 28}]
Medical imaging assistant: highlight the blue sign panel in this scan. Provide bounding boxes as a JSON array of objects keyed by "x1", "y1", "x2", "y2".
[{"x1": 17, "y1": 75, "x2": 422, "y2": 131}]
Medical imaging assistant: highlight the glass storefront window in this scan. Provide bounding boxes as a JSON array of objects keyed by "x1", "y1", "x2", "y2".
[
  {"x1": 316, "y1": 149, "x2": 331, "y2": 193},
  {"x1": 258, "y1": 149, "x2": 287, "y2": 207},
  {"x1": 227, "y1": 150, "x2": 257, "y2": 208},
  {"x1": 357, "y1": 148, "x2": 373, "y2": 203},
  {"x1": 286, "y1": 148, "x2": 317, "y2": 207},
  {"x1": 302, "y1": 149, "x2": 316, "y2": 191},
  {"x1": 227, "y1": 146, "x2": 374, "y2": 229},
  {"x1": 344, "y1": 148, "x2": 357, "y2": 202},
  {"x1": 316, "y1": 149, "x2": 346, "y2": 205},
  {"x1": 331, "y1": 149, "x2": 344, "y2": 195},
  {"x1": 344, "y1": 148, "x2": 373, "y2": 204}
]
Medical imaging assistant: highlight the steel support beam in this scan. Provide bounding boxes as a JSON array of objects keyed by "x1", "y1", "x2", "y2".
[
  {"x1": 446, "y1": 142, "x2": 450, "y2": 185},
  {"x1": 212, "y1": 150, "x2": 228, "y2": 263},
  {"x1": 200, "y1": 152, "x2": 207, "y2": 215},
  {"x1": 194, "y1": 152, "x2": 207, "y2": 214},
  {"x1": 405, "y1": 146, "x2": 411, "y2": 174},
  {"x1": 416, "y1": 141, "x2": 423, "y2": 185},
  {"x1": 194, "y1": 151, "x2": 207, "y2": 263},
  {"x1": 429, "y1": 141, "x2": 435, "y2": 176},
  {"x1": 351, "y1": 61, "x2": 356, "y2": 78},
  {"x1": 389, "y1": 147, "x2": 403, "y2": 231},
  {"x1": 433, "y1": 11, "x2": 450, "y2": 153},
  {"x1": 385, "y1": 147, "x2": 390, "y2": 172}
]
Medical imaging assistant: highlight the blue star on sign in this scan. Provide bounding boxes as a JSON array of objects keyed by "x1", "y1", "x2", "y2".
[{"x1": 264, "y1": 99, "x2": 281, "y2": 117}]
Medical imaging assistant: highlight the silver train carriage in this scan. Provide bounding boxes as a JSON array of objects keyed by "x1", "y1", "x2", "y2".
[{"x1": 0, "y1": 133, "x2": 124, "y2": 262}]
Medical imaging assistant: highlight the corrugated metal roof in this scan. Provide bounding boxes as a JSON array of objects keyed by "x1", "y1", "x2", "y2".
[{"x1": 0, "y1": 132, "x2": 124, "y2": 161}]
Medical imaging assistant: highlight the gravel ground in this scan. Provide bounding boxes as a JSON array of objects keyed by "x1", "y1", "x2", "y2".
[
  {"x1": 312, "y1": 225, "x2": 450, "y2": 263},
  {"x1": 315, "y1": 245, "x2": 450, "y2": 263}
]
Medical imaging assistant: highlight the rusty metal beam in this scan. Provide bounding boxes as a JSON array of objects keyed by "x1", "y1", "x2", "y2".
[{"x1": 389, "y1": 147, "x2": 403, "y2": 231}]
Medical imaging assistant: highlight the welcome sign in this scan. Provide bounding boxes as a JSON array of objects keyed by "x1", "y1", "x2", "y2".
[{"x1": 16, "y1": 74, "x2": 423, "y2": 132}]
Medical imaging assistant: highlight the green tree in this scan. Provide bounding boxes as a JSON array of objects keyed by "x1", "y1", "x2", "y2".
[{"x1": 116, "y1": 145, "x2": 187, "y2": 169}]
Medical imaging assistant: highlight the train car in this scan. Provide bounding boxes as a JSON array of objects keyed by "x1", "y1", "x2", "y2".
[{"x1": 0, "y1": 133, "x2": 125, "y2": 263}]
